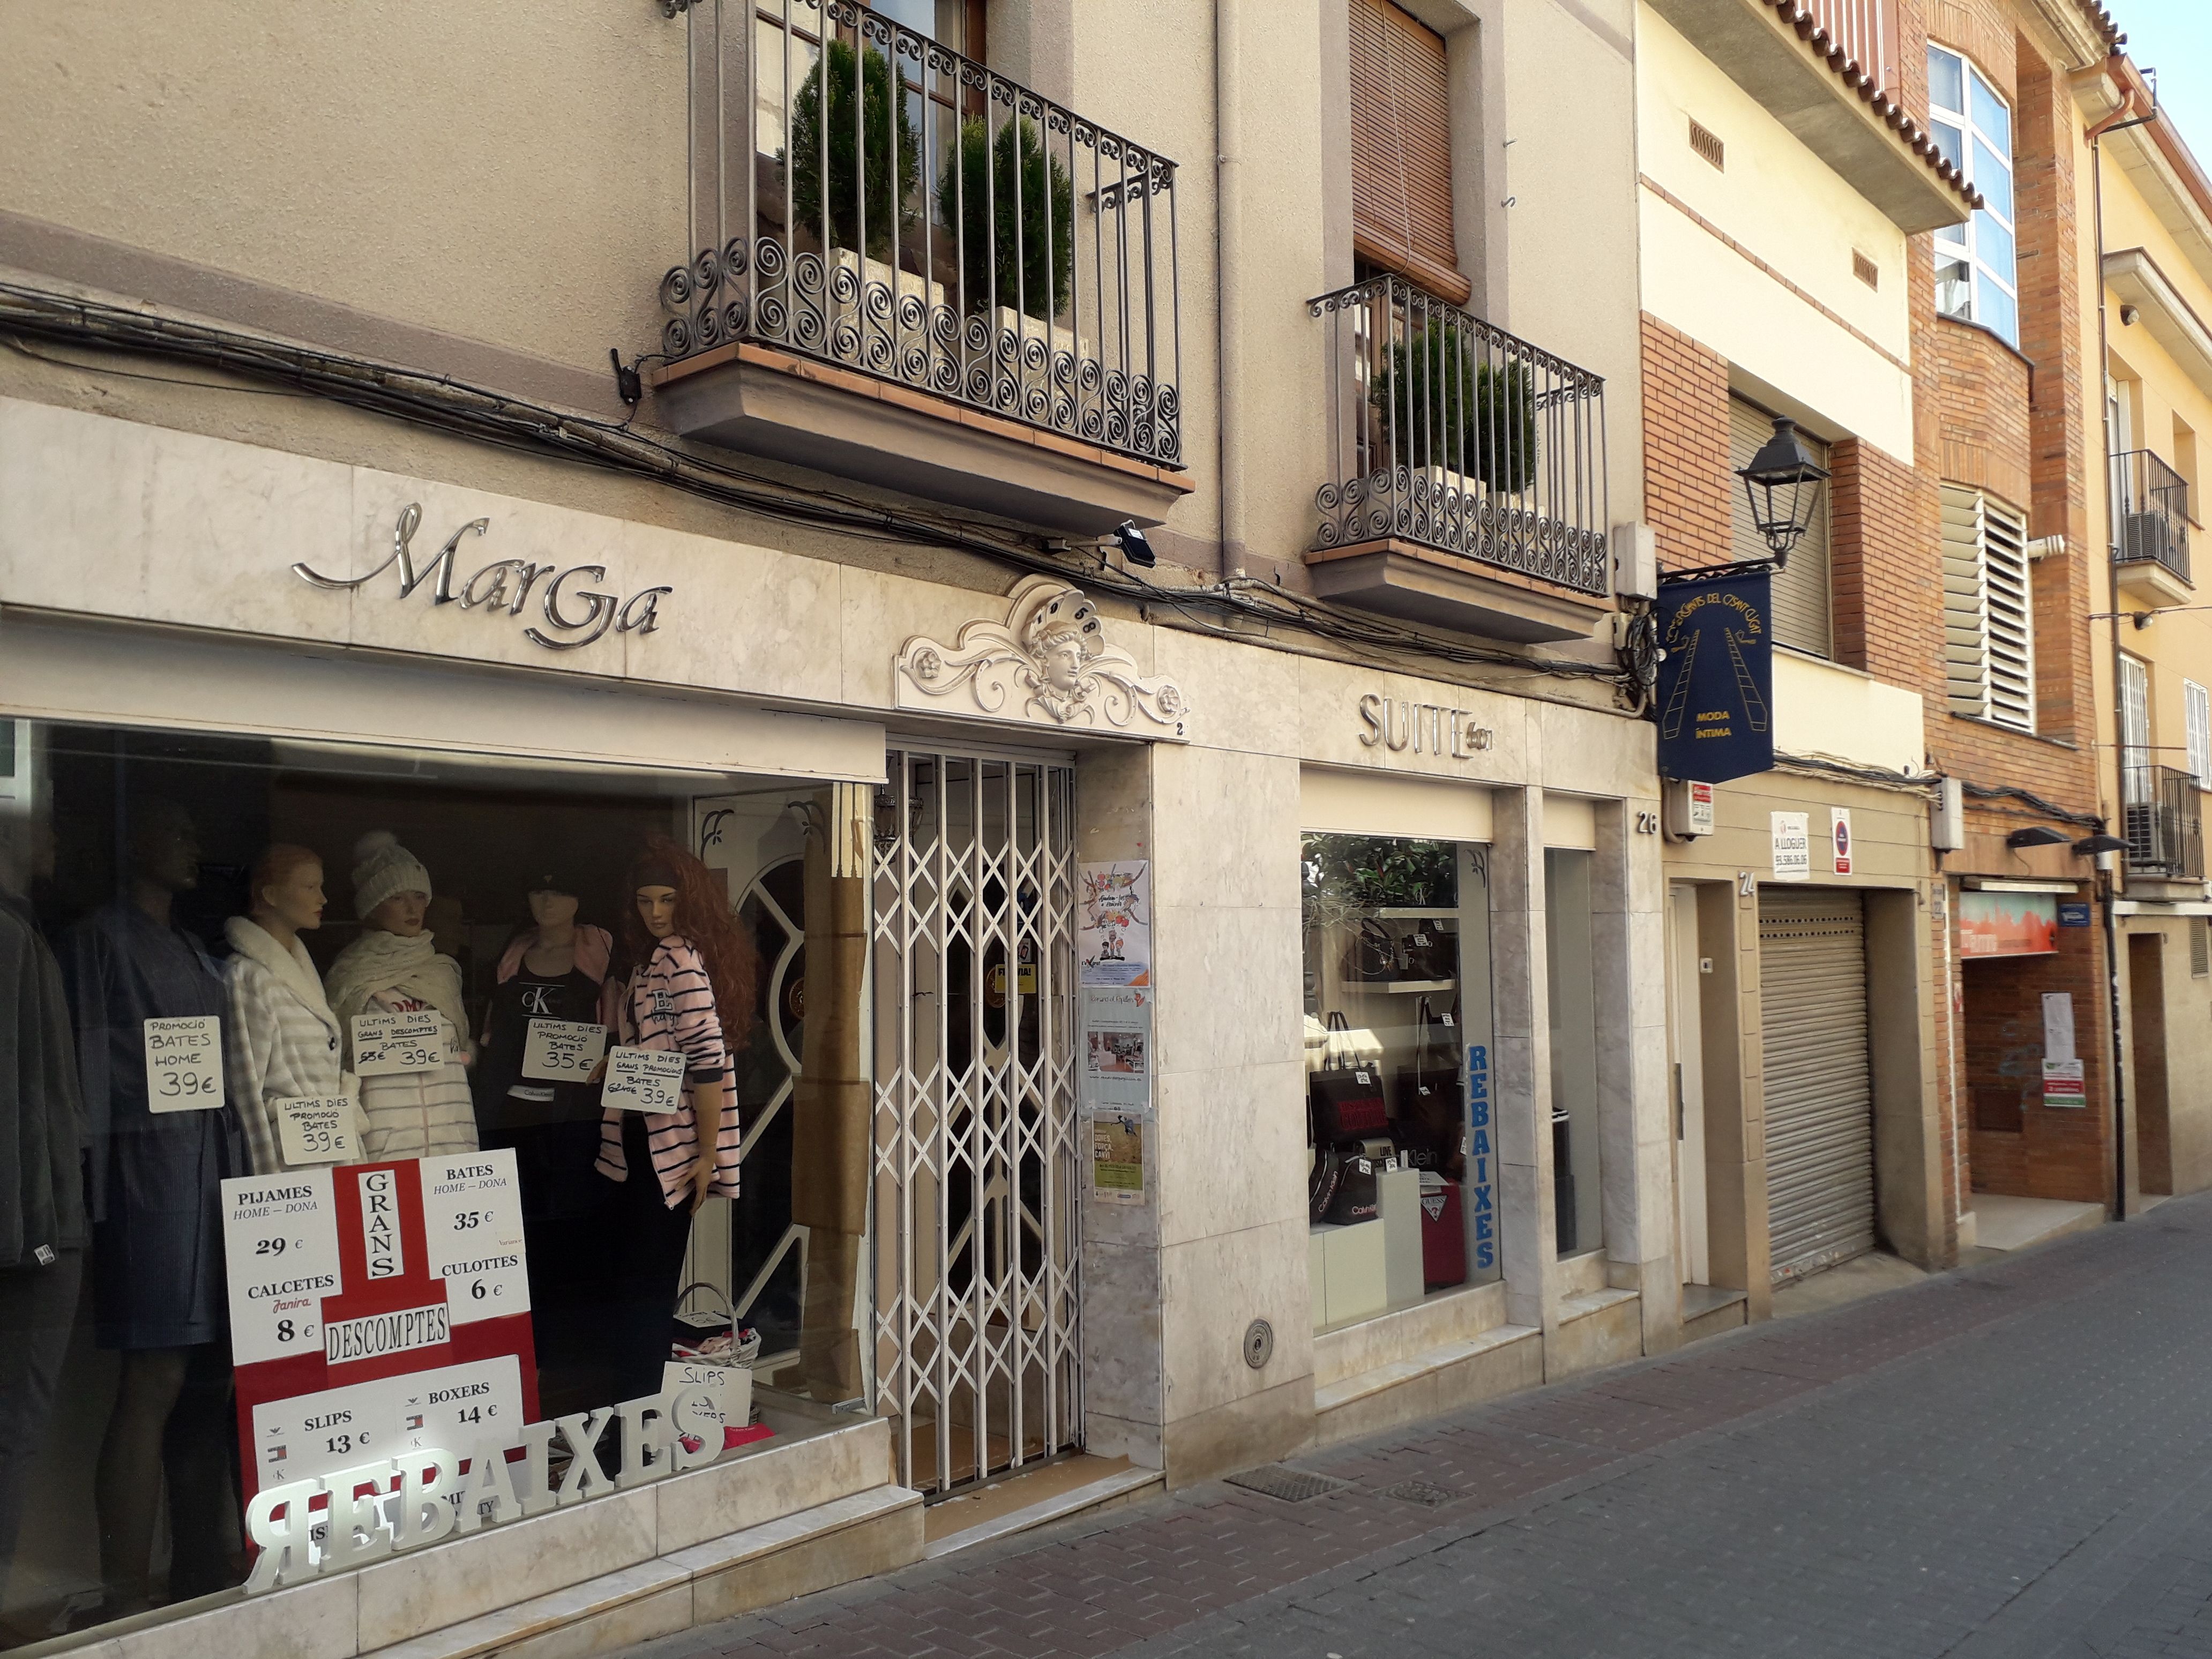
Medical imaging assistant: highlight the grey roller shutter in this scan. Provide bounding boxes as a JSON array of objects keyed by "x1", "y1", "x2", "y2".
[
  {"x1": 1758, "y1": 887, "x2": 1874, "y2": 1282},
  {"x1": 1730, "y1": 396, "x2": 1832, "y2": 658}
]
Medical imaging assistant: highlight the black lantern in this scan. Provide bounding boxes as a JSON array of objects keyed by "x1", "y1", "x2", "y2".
[{"x1": 1737, "y1": 416, "x2": 1830, "y2": 565}]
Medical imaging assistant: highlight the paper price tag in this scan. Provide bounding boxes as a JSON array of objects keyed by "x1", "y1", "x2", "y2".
[
  {"x1": 521, "y1": 1019, "x2": 606, "y2": 1083},
  {"x1": 276, "y1": 1096, "x2": 357, "y2": 1165},
  {"x1": 222, "y1": 1169, "x2": 343, "y2": 1365},
  {"x1": 144, "y1": 1015, "x2": 225, "y2": 1112},
  {"x1": 603, "y1": 1045, "x2": 686, "y2": 1113},
  {"x1": 354, "y1": 1011, "x2": 447, "y2": 1076},
  {"x1": 419, "y1": 1149, "x2": 530, "y2": 1320}
]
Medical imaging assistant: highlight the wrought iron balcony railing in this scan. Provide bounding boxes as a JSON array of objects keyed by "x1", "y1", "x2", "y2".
[
  {"x1": 2123, "y1": 761, "x2": 2204, "y2": 880},
  {"x1": 2112, "y1": 449, "x2": 2192, "y2": 586},
  {"x1": 657, "y1": 0, "x2": 1182, "y2": 468},
  {"x1": 1310, "y1": 274, "x2": 1609, "y2": 596}
]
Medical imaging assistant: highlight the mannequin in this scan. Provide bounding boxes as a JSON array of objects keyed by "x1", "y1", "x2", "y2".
[
  {"x1": 324, "y1": 832, "x2": 475, "y2": 1161},
  {"x1": 0, "y1": 804, "x2": 87, "y2": 1587},
  {"x1": 594, "y1": 835, "x2": 752, "y2": 1403},
  {"x1": 474, "y1": 873, "x2": 613, "y2": 1411},
  {"x1": 225, "y1": 845, "x2": 345, "y2": 1176},
  {"x1": 67, "y1": 801, "x2": 244, "y2": 1611}
]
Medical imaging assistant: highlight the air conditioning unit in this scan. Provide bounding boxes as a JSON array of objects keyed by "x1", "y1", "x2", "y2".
[{"x1": 2123, "y1": 511, "x2": 2176, "y2": 566}]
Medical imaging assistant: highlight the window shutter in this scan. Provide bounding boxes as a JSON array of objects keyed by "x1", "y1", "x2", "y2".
[
  {"x1": 1729, "y1": 397, "x2": 1831, "y2": 657},
  {"x1": 2192, "y1": 916, "x2": 2209, "y2": 980},
  {"x1": 2186, "y1": 679, "x2": 2211, "y2": 782},
  {"x1": 1349, "y1": 0, "x2": 1469, "y2": 304},
  {"x1": 1940, "y1": 484, "x2": 2035, "y2": 733}
]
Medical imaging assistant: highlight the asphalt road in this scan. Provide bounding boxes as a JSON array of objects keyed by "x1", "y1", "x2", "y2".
[{"x1": 635, "y1": 1193, "x2": 2212, "y2": 1658}]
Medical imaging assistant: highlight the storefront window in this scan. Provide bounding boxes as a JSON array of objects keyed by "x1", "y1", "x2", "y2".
[
  {"x1": 1544, "y1": 848, "x2": 1602, "y2": 1257},
  {"x1": 1302, "y1": 833, "x2": 1496, "y2": 1332},
  {"x1": 0, "y1": 720, "x2": 873, "y2": 1641}
]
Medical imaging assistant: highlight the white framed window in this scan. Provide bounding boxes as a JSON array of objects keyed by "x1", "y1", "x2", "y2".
[
  {"x1": 2120, "y1": 652, "x2": 2151, "y2": 803},
  {"x1": 2187, "y1": 678, "x2": 2211, "y2": 783},
  {"x1": 1927, "y1": 44, "x2": 2019, "y2": 348},
  {"x1": 1941, "y1": 484, "x2": 2034, "y2": 731}
]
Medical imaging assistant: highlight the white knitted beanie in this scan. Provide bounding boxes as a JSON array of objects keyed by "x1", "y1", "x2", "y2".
[{"x1": 352, "y1": 830, "x2": 433, "y2": 919}]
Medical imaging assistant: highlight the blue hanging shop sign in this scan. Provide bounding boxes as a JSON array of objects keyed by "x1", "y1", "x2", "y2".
[{"x1": 1654, "y1": 567, "x2": 1775, "y2": 784}]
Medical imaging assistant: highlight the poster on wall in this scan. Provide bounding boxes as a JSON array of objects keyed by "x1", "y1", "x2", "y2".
[
  {"x1": 1770, "y1": 812, "x2": 1811, "y2": 881},
  {"x1": 1079, "y1": 861, "x2": 1151, "y2": 985},
  {"x1": 221, "y1": 1151, "x2": 537, "y2": 1496},
  {"x1": 1958, "y1": 890, "x2": 2058, "y2": 956},
  {"x1": 1653, "y1": 567, "x2": 1774, "y2": 783},
  {"x1": 1081, "y1": 985, "x2": 1153, "y2": 1204}
]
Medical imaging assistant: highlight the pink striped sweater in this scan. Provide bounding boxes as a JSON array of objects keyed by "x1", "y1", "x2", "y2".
[{"x1": 595, "y1": 935, "x2": 742, "y2": 1207}]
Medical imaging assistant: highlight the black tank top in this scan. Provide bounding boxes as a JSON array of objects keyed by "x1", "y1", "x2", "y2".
[{"x1": 474, "y1": 965, "x2": 604, "y2": 1129}]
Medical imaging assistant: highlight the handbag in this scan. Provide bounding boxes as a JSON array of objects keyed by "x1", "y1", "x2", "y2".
[
  {"x1": 1307, "y1": 1141, "x2": 1344, "y2": 1225},
  {"x1": 1311, "y1": 1014, "x2": 1389, "y2": 1144},
  {"x1": 1346, "y1": 918, "x2": 1398, "y2": 982},
  {"x1": 1392, "y1": 998, "x2": 1467, "y2": 1179},
  {"x1": 1396, "y1": 921, "x2": 1456, "y2": 983},
  {"x1": 1320, "y1": 1152, "x2": 1381, "y2": 1226}
]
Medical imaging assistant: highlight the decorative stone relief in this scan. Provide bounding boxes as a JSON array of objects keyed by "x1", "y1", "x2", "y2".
[{"x1": 894, "y1": 575, "x2": 1190, "y2": 741}]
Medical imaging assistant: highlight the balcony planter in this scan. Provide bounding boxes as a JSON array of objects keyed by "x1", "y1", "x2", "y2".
[
  {"x1": 1371, "y1": 326, "x2": 1537, "y2": 495},
  {"x1": 783, "y1": 39, "x2": 919, "y2": 264},
  {"x1": 939, "y1": 116, "x2": 1075, "y2": 324}
]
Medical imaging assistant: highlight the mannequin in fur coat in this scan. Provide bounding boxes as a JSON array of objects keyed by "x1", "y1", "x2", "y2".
[{"x1": 225, "y1": 845, "x2": 345, "y2": 1176}]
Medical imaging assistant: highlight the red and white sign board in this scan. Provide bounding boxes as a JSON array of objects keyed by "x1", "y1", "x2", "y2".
[
  {"x1": 223, "y1": 1151, "x2": 539, "y2": 1497},
  {"x1": 1830, "y1": 808, "x2": 1854, "y2": 875}
]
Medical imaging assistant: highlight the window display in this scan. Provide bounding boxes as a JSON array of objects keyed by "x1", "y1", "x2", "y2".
[
  {"x1": 1302, "y1": 833, "x2": 1496, "y2": 1333},
  {"x1": 0, "y1": 721, "x2": 876, "y2": 1647}
]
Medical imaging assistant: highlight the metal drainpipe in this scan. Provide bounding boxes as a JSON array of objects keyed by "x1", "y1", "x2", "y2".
[
  {"x1": 2086, "y1": 66, "x2": 2154, "y2": 1222},
  {"x1": 1215, "y1": 0, "x2": 1245, "y2": 581}
]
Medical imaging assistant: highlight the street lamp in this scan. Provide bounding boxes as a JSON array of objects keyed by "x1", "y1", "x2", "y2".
[{"x1": 1737, "y1": 417, "x2": 1830, "y2": 566}]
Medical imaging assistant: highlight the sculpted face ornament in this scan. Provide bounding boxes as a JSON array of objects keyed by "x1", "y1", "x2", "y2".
[
  {"x1": 294, "y1": 503, "x2": 672, "y2": 653},
  {"x1": 895, "y1": 575, "x2": 1190, "y2": 739}
]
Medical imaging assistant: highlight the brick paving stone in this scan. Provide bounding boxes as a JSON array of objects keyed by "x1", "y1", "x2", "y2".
[{"x1": 624, "y1": 1195, "x2": 2212, "y2": 1659}]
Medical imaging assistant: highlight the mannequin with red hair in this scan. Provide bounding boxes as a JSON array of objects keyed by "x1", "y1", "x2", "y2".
[{"x1": 594, "y1": 834, "x2": 754, "y2": 1402}]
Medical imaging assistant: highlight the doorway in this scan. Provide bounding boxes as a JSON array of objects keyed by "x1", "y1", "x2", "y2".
[
  {"x1": 1668, "y1": 884, "x2": 1710, "y2": 1285},
  {"x1": 2129, "y1": 933, "x2": 2174, "y2": 1194}
]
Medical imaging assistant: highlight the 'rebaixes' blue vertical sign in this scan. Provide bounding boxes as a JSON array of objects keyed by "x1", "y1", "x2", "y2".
[{"x1": 1654, "y1": 568, "x2": 1775, "y2": 783}]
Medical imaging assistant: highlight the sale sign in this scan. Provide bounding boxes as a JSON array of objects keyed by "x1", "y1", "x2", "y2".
[{"x1": 223, "y1": 1150, "x2": 537, "y2": 1496}]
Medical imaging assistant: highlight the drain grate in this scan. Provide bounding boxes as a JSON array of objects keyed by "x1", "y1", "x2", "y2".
[
  {"x1": 1377, "y1": 1479, "x2": 1455, "y2": 1507},
  {"x1": 1224, "y1": 1464, "x2": 1351, "y2": 1503}
]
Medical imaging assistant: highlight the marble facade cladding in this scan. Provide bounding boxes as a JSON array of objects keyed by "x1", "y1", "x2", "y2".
[{"x1": 0, "y1": 392, "x2": 1677, "y2": 1486}]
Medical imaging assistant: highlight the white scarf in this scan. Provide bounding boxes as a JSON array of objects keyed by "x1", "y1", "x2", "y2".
[
  {"x1": 323, "y1": 928, "x2": 468, "y2": 1050},
  {"x1": 224, "y1": 915, "x2": 341, "y2": 1038}
]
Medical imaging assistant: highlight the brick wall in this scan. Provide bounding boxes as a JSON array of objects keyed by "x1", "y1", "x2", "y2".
[
  {"x1": 1640, "y1": 312, "x2": 1732, "y2": 571},
  {"x1": 1960, "y1": 926, "x2": 2110, "y2": 1204},
  {"x1": 1829, "y1": 437, "x2": 1943, "y2": 689}
]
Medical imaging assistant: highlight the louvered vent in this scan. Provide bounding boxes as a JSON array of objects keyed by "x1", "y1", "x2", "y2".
[
  {"x1": 1854, "y1": 250, "x2": 1880, "y2": 289},
  {"x1": 1689, "y1": 118, "x2": 1725, "y2": 170},
  {"x1": 1940, "y1": 484, "x2": 2036, "y2": 733}
]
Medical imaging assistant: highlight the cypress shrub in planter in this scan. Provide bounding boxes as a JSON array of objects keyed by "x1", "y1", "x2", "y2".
[
  {"x1": 785, "y1": 39, "x2": 918, "y2": 261},
  {"x1": 938, "y1": 116, "x2": 1075, "y2": 320},
  {"x1": 1370, "y1": 324, "x2": 1537, "y2": 496}
]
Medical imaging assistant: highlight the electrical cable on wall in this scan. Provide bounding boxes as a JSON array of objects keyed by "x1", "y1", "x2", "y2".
[{"x1": 0, "y1": 281, "x2": 1632, "y2": 694}]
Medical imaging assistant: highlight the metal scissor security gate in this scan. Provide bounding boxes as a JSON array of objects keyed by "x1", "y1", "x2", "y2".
[
  {"x1": 1758, "y1": 888, "x2": 1877, "y2": 1283},
  {"x1": 871, "y1": 749, "x2": 1081, "y2": 1494}
]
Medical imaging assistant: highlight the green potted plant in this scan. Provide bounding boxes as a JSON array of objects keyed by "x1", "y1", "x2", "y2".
[
  {"x1": 938, "y1": 115, "x2": 1075, "y2": 321},
  {"x1": 783, "y1": 39, "x2": 919, "y2": 261},
  {"x1": 1369, "y1": 323, "x2": 1536, "y2": 495}
]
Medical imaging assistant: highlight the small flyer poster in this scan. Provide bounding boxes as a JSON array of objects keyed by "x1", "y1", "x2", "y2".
[
  {"x1": 603, "y1": 1046, "x2": 686, "y2": 1112},
  {"x1": 1079, "y1": 861, "x2": 1152, "y2": 985},
  {"x1": 1770, "y1": 812, "x2": 1811, "y2": 881},
  {"x1": 144, "y1": 1014, "x2": 225, "y2": 1111},
  {"x1": 1090, "y1": 1112, "x2": 1146, "y2": 1204},
  {"x1": 521, "y1": 1019, "x2": 607, "y2": 1083},
  {"x1": 353, "y1": 1011, "x2": 449, "y2": 1076},
  {"x1": 2043, "y1": 1058, "x2": 2087, "y2": 1107},
  {"x1": 1081, "y1": 986, "x2": 1152, "y2": 1111},
  {"x1": 1830, "y1": 808, "x2": 1854, "y2": 875}
]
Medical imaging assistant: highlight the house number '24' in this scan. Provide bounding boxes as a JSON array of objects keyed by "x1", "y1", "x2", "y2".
[{"x1": 293, "y1": 503, "x2": 672, "y2": 652}]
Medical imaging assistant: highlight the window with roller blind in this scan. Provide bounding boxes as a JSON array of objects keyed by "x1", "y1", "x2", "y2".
[
  {"x1": 1349, "y1": 0, "x2": 1470, "y2": 305},
  {"x1": 1728, "y1": 397, "x2": 1832, "y2": 657}
]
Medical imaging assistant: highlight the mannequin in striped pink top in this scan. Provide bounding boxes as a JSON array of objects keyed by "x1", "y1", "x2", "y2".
[{"x1": 594, "y1": 835, "x2": 754, "y2": 1403}]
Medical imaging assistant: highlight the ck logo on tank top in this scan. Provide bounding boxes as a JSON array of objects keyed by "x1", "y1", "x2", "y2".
[{"x1": 520, "y1": 984, "x2": 557, "y2": 1017}]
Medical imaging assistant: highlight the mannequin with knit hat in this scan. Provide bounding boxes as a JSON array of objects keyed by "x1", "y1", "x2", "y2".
[{"x1": 325, "y1": 831, "x2": 476, "y2": 1161}]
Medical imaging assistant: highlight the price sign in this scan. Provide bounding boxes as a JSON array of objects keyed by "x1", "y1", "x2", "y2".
[
  {"x1": 391, "y1": 1355, "x2": 524, "y2": 1458},
  {"x1": 520, "y1": 1019, "x2": 606, "y2": 1083},
  {"x1": 353, "y1": 1011, "x2": 449, "y2": 1076},
  {"x1": 276, "y1": 1096, "x2": 358, "y2": 1166},
  {"x1": 661, "y1": 1359, "x2": 753, "y2": 1451},
  {"x1": 144, "y1": 1015, "x2": 225, "y2": 1111},
  {"x1": 222, "y1": 1169, "x2": 343, "y2": 1365},
  {"x1": 417, "y1": 1150, "x2": 530, "y2": 1322},
  {"x1": 603, "y1": 1046, "x2": 686, "y2": 1113}
]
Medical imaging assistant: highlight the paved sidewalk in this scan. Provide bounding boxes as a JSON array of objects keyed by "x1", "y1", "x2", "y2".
[{"x1": 632, "y1": 1195, "x2": 2212, "y2": 1659}]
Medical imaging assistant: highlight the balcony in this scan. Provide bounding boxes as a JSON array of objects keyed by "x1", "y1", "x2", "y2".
[
  {"x1": 646, "y1": 0, "x2": 1189, "y2": 535},
  {"x1": 1642, "y1": 0, "x2": 1971, "y2": 234},
  {"x1": 2112, "y1": 449, "x2": 2193, "y2": 608},
  {"x1": 1303, "y1": 274, "x2": 1611, "y2": 642},
  {"x1": 2123, "y1": 763, "x2": 2203, "y2": 883}
]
